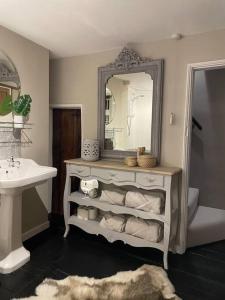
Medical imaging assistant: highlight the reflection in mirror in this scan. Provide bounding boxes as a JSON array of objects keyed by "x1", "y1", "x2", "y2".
[
  {"x1": 105, "y1": 87, "x2": 116, "y2": 126},
  {"x1": 0, "y1": 51, "x2": 21, "y2": 118},
  {"x1": 0, "y1": 50, "x2": 21, "y2": 159},
  {"x1": 0, "y1": 51, "x2": 20, "y2": 101},
  {"x1": 105, "y1": 72, "x2": 153, "y2": 152}
]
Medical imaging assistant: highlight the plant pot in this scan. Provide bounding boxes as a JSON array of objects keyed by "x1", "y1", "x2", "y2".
[{"x1": 14, "y1": 115, "x2": 24, "y2": 128}]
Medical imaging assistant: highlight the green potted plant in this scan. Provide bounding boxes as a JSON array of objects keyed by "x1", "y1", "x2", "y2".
[{"x1": 13, "y1": 94, "x2": 32, "y2": 128}]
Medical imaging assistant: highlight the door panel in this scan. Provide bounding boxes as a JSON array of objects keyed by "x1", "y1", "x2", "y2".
[{"x1": 52, "y1": 109, "x2": 81, "y2": 215}]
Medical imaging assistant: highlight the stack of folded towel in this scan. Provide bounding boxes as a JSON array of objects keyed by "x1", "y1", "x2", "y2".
[
  {"x1": 99, "y1": 188, "x2": 164, "y2": 214},
  {"x1": 125, "y1": 216, "x2": 163, "y2": 242},
  {"x1": 99, "y1": 189, "x2": 126, "y2": 206},
  {"x1": 99, "y1": 213, "x2": 126, "y2": 233},
  {"x1": 99, "y1": 212, "x2": 163, "y2": 242},
  {"x1": 98, "y1": 188, "x2": 164, "y2": 242},
  {"x1": 125, "y1": 191, "x2": 164, "y2": 214}
]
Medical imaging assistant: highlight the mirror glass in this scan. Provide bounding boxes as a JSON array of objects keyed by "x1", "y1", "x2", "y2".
[
  {"x1": 0, "y1": 51, "x2": 21, "y2": 118},
  {"x1": 0, "y1": 51, "x2": 21, "y2": 159},
  {"x1": 104, "y1": 72, "x2": 153, "y2": 152}
]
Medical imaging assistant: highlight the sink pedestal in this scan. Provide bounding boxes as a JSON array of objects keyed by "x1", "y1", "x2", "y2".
[
  {"x1": 0, "y1": 158, "x2": 57, "y2": 274},
  {"x1": 0, "y1": 190, "x2": 30, "y2": 274}
]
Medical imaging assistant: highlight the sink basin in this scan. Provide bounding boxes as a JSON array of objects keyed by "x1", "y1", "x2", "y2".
[
  {"x1": 0, "y1": 158, "x2": 57, "y2": 189},
  {"x1": 0, "y1": 158, "x2": 57, "y2": 274}
]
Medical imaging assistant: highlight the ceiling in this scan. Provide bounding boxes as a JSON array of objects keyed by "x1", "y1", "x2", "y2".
[{"x1": 0, "y1": 0, "x2": 225, "y2": 58}]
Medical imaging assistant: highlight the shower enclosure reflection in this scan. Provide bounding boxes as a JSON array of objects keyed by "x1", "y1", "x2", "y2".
[{"x1": 105, "y1": 72, "x2": 153, "y2": 152}]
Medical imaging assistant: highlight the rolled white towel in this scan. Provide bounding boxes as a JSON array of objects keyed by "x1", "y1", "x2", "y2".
[
  {"x1": 125, "y1": 191, "x2": 164, "y2": 214},
  {"x1": 125, "y1": 216, "x2": 163, "y2": 242},
  {"x1": 77, "y1": 206, "x2": 89, "y2": 221},
  {"x1": 100, "y1": 189, "x2": 126, "y2": 206},
  {"x1": 100, "y1": 213, "x2": 126, "y2": 233}
]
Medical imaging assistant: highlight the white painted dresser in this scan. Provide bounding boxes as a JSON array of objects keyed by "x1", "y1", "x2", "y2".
[{"x1": 63, "y1": 158, "x2": 181, "y2": 269}]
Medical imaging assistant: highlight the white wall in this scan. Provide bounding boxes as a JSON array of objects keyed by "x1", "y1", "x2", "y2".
[
  {"x1": 127, "y1": 88, "x2": 152, "y2": 151},
  {"x1": 0, "y1": 26, "x2": 50, "y2": 233}
]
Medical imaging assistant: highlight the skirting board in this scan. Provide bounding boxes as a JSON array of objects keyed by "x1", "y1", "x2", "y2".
[{"x1": 22, "y1": 221, "x2": 50, "y2": 242}]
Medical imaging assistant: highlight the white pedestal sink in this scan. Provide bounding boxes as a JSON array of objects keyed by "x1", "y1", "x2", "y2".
[{"x1": 0, "y1": 158, "x2": 57, "y2": 274}]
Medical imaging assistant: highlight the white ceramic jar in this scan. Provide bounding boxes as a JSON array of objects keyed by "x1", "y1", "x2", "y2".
[{"x1": 81, "y1": 139, "x2": 99, "y2": 161}]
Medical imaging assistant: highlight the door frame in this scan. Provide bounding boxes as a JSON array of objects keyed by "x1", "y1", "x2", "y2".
[
  {"x1": 181, "y1": 59, "x2": 225, "y2": 253},
  {"x1": 49, "y1": 104, "x2": 83, "y2": 213}
]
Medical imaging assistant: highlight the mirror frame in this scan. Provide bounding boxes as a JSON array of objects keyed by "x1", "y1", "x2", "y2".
[
  {"x1": 0, "y1": 54, "x2": 20, "y2": 87},
  {"x1": 98, "y1": 47, "x2": 164, "y2": 162}
]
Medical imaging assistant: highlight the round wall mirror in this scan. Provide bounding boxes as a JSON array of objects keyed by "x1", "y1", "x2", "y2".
[{"x1": 0, "y1": 50, "x2": 21, "y2": 119}]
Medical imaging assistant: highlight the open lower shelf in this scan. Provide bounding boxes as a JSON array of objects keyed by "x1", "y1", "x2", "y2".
[
  {"x1": 68, "y1": 191, "x2": 165, "y2": 222},
  {"x1": 68, "y1": 215, "x2": 164, "y2": 250}
]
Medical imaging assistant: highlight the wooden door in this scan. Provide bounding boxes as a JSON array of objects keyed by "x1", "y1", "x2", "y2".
[{"x1": 52, "y1": 109, "x2": 81, "y2": 215}]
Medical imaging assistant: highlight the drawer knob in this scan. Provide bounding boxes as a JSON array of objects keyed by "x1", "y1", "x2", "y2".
[{"x1": 147, "y1": 177, "x2": 155, "y2": 182}]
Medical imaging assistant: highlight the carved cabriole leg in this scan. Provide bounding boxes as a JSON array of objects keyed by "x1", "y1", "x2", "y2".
[
  {"x1": 63, "y1": 169, "x2": 71, "y2": 238},
  {"x1": 171, "y1": 174, "x2": 180, "y2": 253},
  {"x1": 64, "y1": 225, "x2": 69, "y2": 238},
  {"x1": 163, "y1": 176, "x2": 172, "y2": 269}
]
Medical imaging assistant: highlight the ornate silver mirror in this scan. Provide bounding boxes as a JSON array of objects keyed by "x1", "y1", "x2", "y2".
[{"x1": 98, "y1": 47, "x2": 163, "y2": 161}]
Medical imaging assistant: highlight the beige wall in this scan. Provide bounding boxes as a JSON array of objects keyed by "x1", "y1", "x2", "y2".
[
  {"x1": 50, "y1": 29, "x2": 225, "y2": 169},
  {"x1": 0, "y1": 26, "x2": 50, "y2": 233}
]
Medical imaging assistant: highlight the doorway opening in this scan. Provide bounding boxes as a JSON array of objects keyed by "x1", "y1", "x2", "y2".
[{"x1": 183, "y1": 60, "x2": 225, "y2": 250}]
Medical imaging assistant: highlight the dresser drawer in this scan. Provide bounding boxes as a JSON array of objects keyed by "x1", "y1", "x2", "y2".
[
  {"x1": 91, "y1": 168, "x2": 135, "y2": 183},
  {"x1": 68, "y1": 165, "x2": 90, "y2": 177},
  {"x1": 136, "y1": 173, "x2": 164, "y2": 187}
]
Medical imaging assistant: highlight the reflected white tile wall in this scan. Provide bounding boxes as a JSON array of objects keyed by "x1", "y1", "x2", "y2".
[{"x1": 0, "y1": 128, "x2": 21, "y2": 159}]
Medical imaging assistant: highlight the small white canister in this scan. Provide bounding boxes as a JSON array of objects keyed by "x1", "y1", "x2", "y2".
[
  {"x1": 77, "y1": 206, "x2": 89, "y2": 220},
  {"x1": 81, "y1": 139, "x2": 99, "y2": 161},
  {"x1": 88, "y1": 207, "x2": 98, "y2": 220}
]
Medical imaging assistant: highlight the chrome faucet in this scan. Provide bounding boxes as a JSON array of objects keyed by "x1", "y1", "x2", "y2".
[
  {"x1": 7, "y1": 156, "x2": 20, "y2": 168},
  {"x1": 8, "y1": 156, "x2": 14, "y2": 167}
]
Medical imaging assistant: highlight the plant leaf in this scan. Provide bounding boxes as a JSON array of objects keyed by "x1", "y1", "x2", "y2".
[{"x1": 13, "y1": 94, "x2": 32, "y2": 117}]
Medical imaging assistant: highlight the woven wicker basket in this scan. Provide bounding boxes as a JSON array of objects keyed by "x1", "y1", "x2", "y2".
[
  {"x1": 137, "y1": 155, "x2": 157, "y2": 168},
  {"x1": 124, "y1": 156, "x2": 137, "y2": 167}
]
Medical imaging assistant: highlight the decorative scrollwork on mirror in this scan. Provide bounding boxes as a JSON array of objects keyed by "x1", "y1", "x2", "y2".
[
  {"x1": 98, "y1": 47, "x2": 164, "y2": 162},
  {"x1": 0, "y1": 63, "x2": 20, "y2": 86},
  {"x1": 105, "y1": 47, "x2": 152, "y2": 70}
]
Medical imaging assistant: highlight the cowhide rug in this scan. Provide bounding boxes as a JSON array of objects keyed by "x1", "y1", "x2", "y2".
[{"x1": 16, "y1": 265, "x2": 181, "y2": 300}]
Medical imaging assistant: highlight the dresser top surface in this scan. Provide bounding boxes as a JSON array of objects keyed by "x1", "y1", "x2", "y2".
[{"x1": 64, "y1": 158, "x2": 181, "y2": 176}]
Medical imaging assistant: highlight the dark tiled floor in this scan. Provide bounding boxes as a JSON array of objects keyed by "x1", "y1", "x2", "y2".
[{"x1": 0, "y1": 224, "x2": 225, "y2": 299}]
